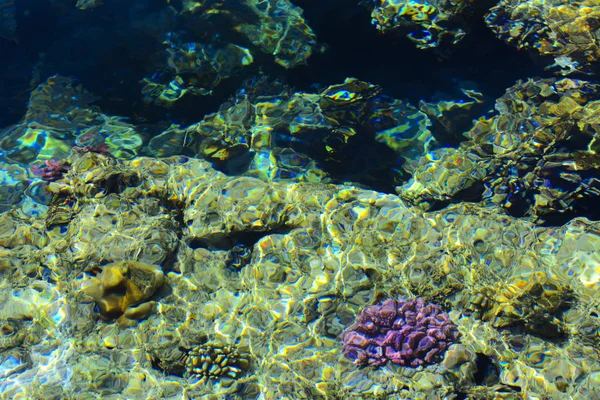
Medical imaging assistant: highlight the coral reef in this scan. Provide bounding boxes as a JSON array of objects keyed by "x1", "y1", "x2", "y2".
[
  {"x1": 140, "y1": 0, "x2": 317, "y2": 105},
  {"x1": 2, "y1": 151, "x2": 600, "y2": 399},
  {"x1": 486, "y1": 0, "x2": 600, "y2": 75},
  {"x1": 148, "y1": 77, "x2": 434, "y2": 188},
  {"x1": 5, "y1": 0, "x2": 600, "y2": 393},
  {"x1": 364, "y1": 0, "x2": 472, "y2": 49},
  {"x1": 341, "y1": 298, "x2": 460, "y2": 367},
  {"x1": 400, "y1": 77, "x2": 600, "y2": 223},
  {"x1": 3, "y1": 74, "x2": 600, "y2": 399},
  {"x1": 141, "y1": 34, "x2": 253, "y2": 105},
  {"x1": 0, "y1": 76, "x2": 144, "y2": 164}
]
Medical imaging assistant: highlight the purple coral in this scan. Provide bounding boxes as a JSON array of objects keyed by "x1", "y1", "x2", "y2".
[{"x1": 341, "y1": 298, "x2": 459, "y2": 368}]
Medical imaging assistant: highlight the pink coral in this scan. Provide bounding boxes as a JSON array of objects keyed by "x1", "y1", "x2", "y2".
[{"x1": 31, "y1": 159, "x2": 71, "y2": 182}]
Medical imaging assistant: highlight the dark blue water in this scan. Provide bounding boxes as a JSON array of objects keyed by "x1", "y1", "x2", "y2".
[{"x1": 1, "y1": 0, "x2": 545, "y2": 128}]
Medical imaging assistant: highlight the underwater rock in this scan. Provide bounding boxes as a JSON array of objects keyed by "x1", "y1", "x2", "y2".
[
  {"x1": 82, "y1": 260, "x2": 164, "y2": 326},
  {"x1": 365, "y1": 95, "x2": 434, "y2": 169},
  {"x1": 399, "y1": 146, "x2": 486, "y2": 209},
  {"x1": 44, "y1": 152, "x2": 181, "y2": 265},
  {"x1": 232, "y1": 0, "x2": 317, "y2": 68},
  {"x1": 182, "y1": 176, "x2": 297, "y2": 242},
  {"x1": 61, "y1": 192, "x2": 179, "y2": 266},
  {"x1": 486, "y1": 0, "x2": 600, "y2": 75},
  {"x1": 364, "y1": 0, "x2": 472, "y2": 49},
  {"x1": 468, "y1": 271, "x2": 573, "y2": 338},
  {"x1": 174, "y1": 0, "x2": 317, "y2": 69},
  {"x1": 341, "y1": 298, "x2": 460, "y2": 367},
  {"x1": 0, "y1": 76, "x2": 143, "y2": 164},
  {"x1": 148, "y1": 78, "x2": 372, "y2": 163},
  {"x1": 59, "y1": 151, "x2": 141, "y2": 198},
  {"x1": 246, "y1": 148, "x2": 330, "y2": 183},
  {"x1": 418, "y1": 87, "x2": 488, "y2": 144},
  {"x1": 0, "y1": 211, "x2": 46, "y2": 249},
  {"x1": 0, "y1": 160, "x2": 30, "y2": 213},
  {"x1": 140, "y1": 0, "x2": 317, "y2": 105},
  {"x1": 141, "y1": 33, "x2": 253, "y2": 105},
  {"x1": 149, "y1": 77, "x2": 433, "y2": 188},
  {"x1": 0, "y1": 76, "x2": 100, "y2": 164},
  {"x1": 400, "y1": 77, "x2": 600, "y2": 223},
  {"x1": 0, "y1": 319, "x2": 26, "y2": 351}
]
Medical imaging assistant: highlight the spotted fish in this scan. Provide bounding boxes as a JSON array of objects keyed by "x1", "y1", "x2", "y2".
[{"x1": 0, "y1": 0, "x2": 17, "y2": 41}]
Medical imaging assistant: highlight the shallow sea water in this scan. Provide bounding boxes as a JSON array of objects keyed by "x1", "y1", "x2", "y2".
[{"x1": 1, "y1": 1, "x2": 600, "y2": 399}]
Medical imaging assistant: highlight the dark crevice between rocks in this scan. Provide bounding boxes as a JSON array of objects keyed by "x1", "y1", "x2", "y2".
[
  {"x1": 535, "y1": 169, "x2": 600, "y2": 226},
  {"x1": 455, "y1": 352, "x2": 515, "y2": 398},
  {"x1": 153, "y1": 192, "x2": 188, "y2": 276},
  {"x1": 150, "y1": 353, "x2": 187, "y2": 378},
  {"x1": 153, "y1": 276, "x2": 174, "y2": 303},
  {"x1": 188, "y1": 227, "x2": 294, "y2": 251},
  {"x1": 159, "y1": 241, "x2": 182, "y2": 276},
  {"x1": 501, "y1": 322, "x2": 569, "y2": 346},
  {"x1": 425, "y1": 181, "x2": 486, "y2": 212},
  {"x1": 96, "y1": 172, "x2": 142, "y2": 195},
  {"x1": 204, "y1": 122, "x2": 407, "y2": 193},
  {"x1": 224, "y1": 243, "x2": 253, "y2": 273},
  {"x1": 502, "y1": 192, "x2": 532, "y2": 219},
  {"x1": 187, "y1": 227, "x2": 295, "y2": 273},
  {"x1": 281, "y1": 126, "x2": 408, "y2": 194},
  {"x1": 473, "y1": 353, "x2": 500, "y2": 386},
  {"x1": 211, "y1": 150, "x2": 256, "y2": 177}
]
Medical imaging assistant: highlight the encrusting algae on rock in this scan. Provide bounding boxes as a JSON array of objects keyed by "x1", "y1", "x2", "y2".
[
  {"x1": 81, "y1": 260, "x2": 165, "y2": 327},
  {"x1": 400, "y1": 77, "x2": 600, "y2": 224},
  {"x1": 486, "y1": 0, "x2": 600, "y2": 75}
]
